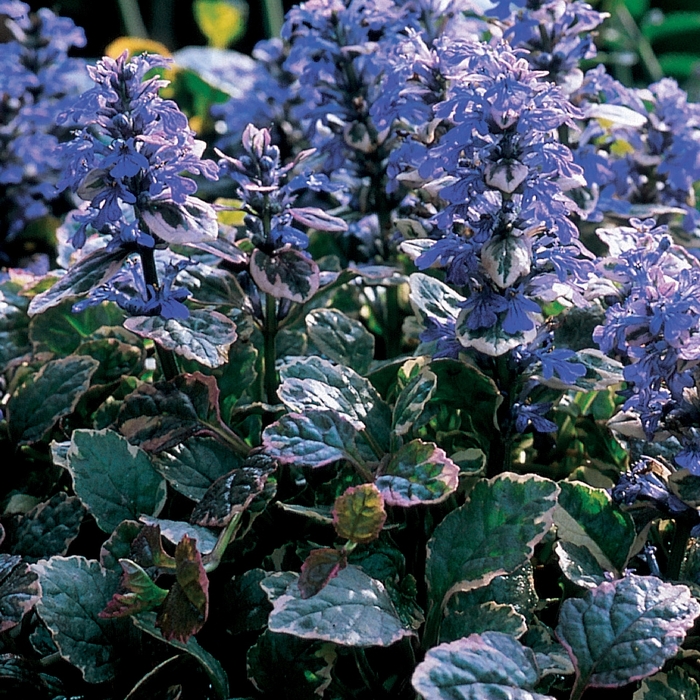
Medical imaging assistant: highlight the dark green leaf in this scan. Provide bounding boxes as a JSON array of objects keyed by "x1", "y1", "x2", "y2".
[
  {"x1": 12, "y1": 492, "x2": 86, "y2": 562},
  {"x1": 151, "y1": 437, "x2": 243, "y2": 502},
  {"x1": 305, "y1": 308, "x2": 375, "y2": 375},
  {"x1": 0, "y1": 554, "x2": 40, "y2": 633},
  {"x1": 554, "y1": 481, "x2": 635, "y2": 575},
  {"x1": 28, "y1": 246, "x2": 129, "y2": 317},
  {"x1": 268, "y1": 565, "x2": 413, "y2": 647},
  {"x1": 133, "y1": 611, "x2": 229, "y2": 699},
  {"x1": 669, "y1": 469, "x2": 700, "y2": 507},
  {"x1": 412, "y1": 632, "x2": 552, "y2": 700},
  {"x1": 633, "y1": 666, "x2": 700, "y2": 700},
  {"x1": 376, "y1": 440, "x2": 460, "y2": 507},
  {"x1": 440, "y1": 602, "x2": 527, "y2": 643},
  {"x1": 124, "y1": 309, "x2": 237, "y2": 369},
  {"x1": 100, "y1": 521, "x2": 144, "y2": 572},
  {"x1": 225, "y1": 569, "x2": 271, "y2": 634},
  {"x1": 278, "y1": 355, "x2": 392, "y2": 450},
  {"x1": 99, "y1": 559, "x2": 168, "y2": 618},
  {"x1": 0, "y1": 279, "x2": 31, "y2": 366},
  {"x1": 74, "y1": 338, "x2": 144, "y2": 384},
  {"x1": 555, "y1": 541, "x2": 608, "y2": 589},
  {"x1": 427, "y1": 475, "x2": 559, "y2": 614},
  {"x1": 250, "y1": 247, "x2": 320, "y2": 303},
  {"x1": 556, "y1": 574, "x2": 700, "y2": 694},
  {"x1": 32, "y1": 556, "x2": 128, "y2": 683},
  {"x1": 7, "y1": 356, "x2": 99, "y2": 445},
  {"x1": 247, "y1": 630, "x2": 336, "y2": 699},
  {"x1": 64, "y1": 429, "x2": 167, "y2": 533}
]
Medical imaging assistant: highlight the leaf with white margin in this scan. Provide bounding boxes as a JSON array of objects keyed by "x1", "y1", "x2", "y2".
[
  {"x1": 141, "y1": 196, "x2": 218, "y2": 244},
  {"x1": 412, "y1": 631, "x2": 555, "y2": 700},
  {"x1": 124, "y1": 309, "x2": 236, "y2": 369},
  {"x1": 427, "y1": 474, "x2": 559, "y2": 614},
  {"x1": 633, "y1": 666, "x2": 700, "y2": 700},
  {"x1": 278, "y1": 355, "x2": 392, "y2": 450},
  {"x1": 392, "y1": 368, "x2": 437, "y2": 438},
  {"x1": 268, "y1": 565, "x2": 414, "y2": 647},
  {"x1": 481, "y1": 235, "x2": 531, "y2": 288},
  {"x1": 408, "y1": 272, "x2": 464, "y2": 326},
  {"x1": 250, "y1": 247, "x2": 319, "y2": 303},
  {"x1": 556, "y1": 574, "x2": 700, "y2": 696},
  {"x1": 64, "y1": 429, "x2": 167, "y2": 533},
  {"x1": 32, "y1": 556, "x2": 128, "y2": 684}
]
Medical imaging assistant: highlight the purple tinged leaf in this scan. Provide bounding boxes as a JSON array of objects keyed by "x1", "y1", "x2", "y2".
[
  {"x1": 130, "y1": 524, "x2": 176, "y2": 571},
  {"x1": 138, "y1": 517, "x2": 219, "y2": 555},
  {"x1": 99, "y1": 559, "x2": 168, "y2": 619},
  {"x1": 298, "y1": 548, "x2": 347, "y2": 600},
  {"x1": 124, "y1": 309, "x2": 237, "y2": 369},
  {"x1": 250, "y1": 247, "x2": 320, "y2": 303},
  {"x1": 156, "y1": 536, "x2": 209, "y2": 643},
  {"x1": 0, "y1": 554, "x2": 40, "y2": 633},
  {"x1": 412, "y1": 632, "x2": 553, "y2": 700},
  {"x1": 376, "y1": 440, "x2": 459, "y2": 508},
  {"x1": 268, "y1": 565, "x2": 414, "y2": 647},
  {"x1": 332, "y1": 484, "x2": 386, "y2": 544},
  {"x1": 289, "y1": 207, "x2": 348, "y2": 232},
  {"x1": 262, "y1": 410, "x2": 366, "y2": 469},
  {"x1": 556, "y1": 574, "x2": 700, "y2": 695},
  {"x1": 140, "y1": 196, "x2": 218, "y2": 245}
]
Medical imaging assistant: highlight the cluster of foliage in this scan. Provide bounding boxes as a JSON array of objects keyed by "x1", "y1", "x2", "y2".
[{"x1": 5, "y1": 0, "x2": 700, "y2": 698}]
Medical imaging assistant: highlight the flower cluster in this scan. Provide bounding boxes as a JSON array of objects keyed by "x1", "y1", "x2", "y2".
[
  {"x1": 0, "y1": 0, "x2": 86, "y2": 262},
  {"x1": 57, "y1": 51, "x2": 219, "y2": 251},
  {"x1": 593, "y1": 218, "x2": 700, "y2": 470}
]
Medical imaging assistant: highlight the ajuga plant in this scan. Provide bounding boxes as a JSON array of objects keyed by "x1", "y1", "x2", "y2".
[
  {"x1": 6, "y1": 1, "x2": 700, "y2": 700},
  {"x1": 0, "y1": 0, "x2": 87, "y2": 268}
]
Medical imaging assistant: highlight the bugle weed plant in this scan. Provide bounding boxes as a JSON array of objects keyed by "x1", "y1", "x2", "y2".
[{"x1": 4, "y1": 0, "x2": 700, "y2": 698}]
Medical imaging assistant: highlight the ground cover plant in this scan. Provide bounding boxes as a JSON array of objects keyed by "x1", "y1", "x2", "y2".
[{"x1": 4, "y1": 0, "x2": 700, "y2": 698}]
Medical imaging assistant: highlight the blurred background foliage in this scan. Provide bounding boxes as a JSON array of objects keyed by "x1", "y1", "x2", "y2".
[{"x1": 23, "y1": 0, "x2": 700, "y2": 99}]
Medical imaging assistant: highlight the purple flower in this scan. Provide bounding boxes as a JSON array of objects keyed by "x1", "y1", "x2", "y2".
[{"x1": 514, "y1": 401, "x2": 558, "y2": 434}]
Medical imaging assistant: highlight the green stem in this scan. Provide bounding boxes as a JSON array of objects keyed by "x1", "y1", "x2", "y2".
[
  {"x1": 667, "y1": 518, "x2": 693, "y2": 581},
  {"x1": 138, "y1": 247, "x2": 179, "y2": 381},
  {"x1": 353, "y1": 649, "x2": 387, "y2": 698},
  {"x1": 384, "y1": 284, "x2": 402, "y2": 359},
  {"x1": 262, "y1": 0, "x2": 285, "y2": 38},
  {"x1": 612, "y1": 1, "x2": 663, "y2": 83},
  {"x1": 203, "y1": 511, "x2": 244, "y2": 573},
  {"x1": 207, "y1": 422, "x2": 250, "y2": 458},
  {"x1": 263, "y1": 292, "x2": 279, "y2": 405},
  {"x1": 116, "y1": 0, "x2": 148, "y2": 38}
]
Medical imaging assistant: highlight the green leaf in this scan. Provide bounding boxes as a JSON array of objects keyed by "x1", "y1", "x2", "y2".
[
  {"x1": 412, "y1": 632, "x2": 553, "y2": 700},
  {"x1": 262, "y1": 410, "x2": 370, "y2": 468},
  {"x1": 29, "y1": 299, "x2": 124, "y2": 355},
  {"x1": 427, "y1": 474, "x2": 559, "y2": 614},
  {"x1": 305, "y1": 308, "x2": 375, "y2": 375},
  {"x1": 669, "y1": 469, "x2": 700, "y2": 507},
  {"x1": 376, "y1": 439, "x2": 460, "y2": 507},
  {"x1": 74, "y1": 338, "x2": 144, "y2": 384},
  {"x1": 100, "y1": 520, "x2": 144, "y2": 572},
  {"x1": 0, "y1": 279, "x2": 31, "y2": 366},
  {"x1": 124, "y1": 309, "x2": 237, "y2": 369},
  {"x1": 138, "y1": 516, "x2": 219, "y2": 554},
  {"x1": 408, "y1": 272, "x2": 465, "y2": 326},
  {"x1": 12, "y1": 492, "x2": 86, "y2": 562},
  {"x1": 247, "y1": 630, "x2": 336, "y2": 700},
  {"x1": 7, "y1": 356, "x2": 99, "y2": 445},
  {"x1": 554, "y1": 481, "x2": 635, "y2": 575},
  {"x1": 225, "y1": 569, "x2": 271, "y2": 635},
  {"x1": 32, "y1": 556, "x2": 129, "y2": 683},
  {"x1": 481, "y1": 235, "x2": 532, "y2": 288},
  {"x1": 556, "y1": 574, "x2": 700, "y2": 695},
  {"x1": 633, "y1": 666, "x2": 700, "y2": 700},
  {"x1": 250, "y1": 247, "x2": 320, "y2": 303},
  {"x1": 0, "y1": 554, "x2": 40, "y2": 633},
  {"x1": 298, "y1": 548, "x2": 347, "y2": 599},
  {"x1": 279, "y1": 355, "x2": 392, "y2": 450},
  {"x1": 27, "y1": 246, "x2": 129, "y2": 317},
  {"x1": 440, "y1": 602, "x2": 527, "y2": 643},
  {"x1": 392, "y1": 367, "x2": 437, "y2": 438},
  {"x1": 268, "y1": 565, "x2": 414, "y2": 647},
  {"x1": 133, "y1": 611, "x2": 229, "y2": 699},
  {"x1": 555, "y1": 541, "x2": 608, "y2": 589},
  {"x1": 64, "y1": 429, "x2": 167, "y2": 533},
  {"x1": 193, "y1": 0, "x2": 248, "y2": 48},
  {"x1": 100, "y1": 559, "x2": 168, "y2": 618},
  {"x1": 156, "y1": 536, "x2": 209, "y2": 643},
  {"x1": 333, "y1": 484, "x2": 386, "y2": 544},
  {"x1": 151, "y1": 437, "x2": 243, "y2": 502}
]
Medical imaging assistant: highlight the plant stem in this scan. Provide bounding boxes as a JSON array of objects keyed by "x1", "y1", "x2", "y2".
[
  {"x1": 203, "y1": 511, "x2": 243, "y2": 572},
  {"x1": 116, "y1": 0, "x2": 148, "y2": 38},
  {"x1": 263, "y1": 292, "x2": 279, "y2": 404},
  {"x1": 262, "y1": 0, "x2": 285, "y2": 38},
  {"x1": 138, "y1": 246, "x2": 179, "y2": 381},
  {"x1": 667, "y1": 518, "x2": 693, "y2": 580}
]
